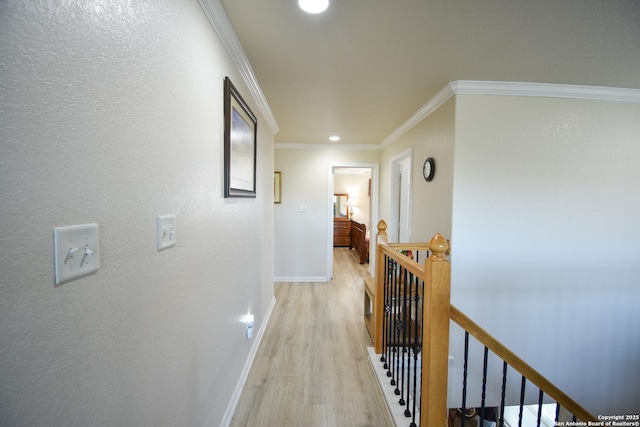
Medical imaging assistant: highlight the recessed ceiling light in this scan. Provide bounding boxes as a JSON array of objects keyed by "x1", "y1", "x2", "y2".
[
  {"x1": 329, "y1": 135, "x2": 340, "y2": 142},
  {"x1": 298, "y1": 0, "x2": 329, "y2": 14}
]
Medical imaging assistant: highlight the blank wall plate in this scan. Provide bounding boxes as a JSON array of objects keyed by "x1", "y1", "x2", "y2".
[
  {"x1": 54, "y1": 223, "x2": 99, "y2": 285},
  {"x1": 157, "y1": 215, "x2": 177, "y2": 251}
]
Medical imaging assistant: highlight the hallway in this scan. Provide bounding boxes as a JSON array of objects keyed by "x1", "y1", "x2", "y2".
[{"x1": 230, "y1": 248, "x2": 392, "y2": 427}]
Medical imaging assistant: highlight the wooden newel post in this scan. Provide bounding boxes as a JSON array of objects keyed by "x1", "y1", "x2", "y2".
[
  {"x1": 373, "y1": 220, "x2": 388, "y2": 354},
  {"x1": 421, "y1": 233, "x2": 451, "y2": 427},
  {"x1": 375, "y1": 219, "x2": 388, "y2": 245}
]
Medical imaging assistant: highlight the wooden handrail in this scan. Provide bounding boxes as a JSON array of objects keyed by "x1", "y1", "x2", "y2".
[
  {"x1": 378, "y1": 244, "x2": 424, "y2": 279},
  {"x1": 449, "y1": 305, "x2": 597, "y2": 422},
  {"x1": 387, "y1": 242, "x2": 430, "y2": 251}
]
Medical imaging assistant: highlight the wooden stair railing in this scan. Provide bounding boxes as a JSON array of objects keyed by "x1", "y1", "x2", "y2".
[
  {"x1": 449, "y1": 306, "x2": 596, "y2": 423},
  {"x1": 366, "y1": 220, "x2": 596, "y2": 427}
]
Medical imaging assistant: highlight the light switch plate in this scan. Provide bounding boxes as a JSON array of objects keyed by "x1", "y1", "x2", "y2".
[
  {"x1": 54, "y1": 223, "x2": 99, "y2": 285},
  {"x1": 157, "y1": 215, "x2": 176, "y2": 251}
]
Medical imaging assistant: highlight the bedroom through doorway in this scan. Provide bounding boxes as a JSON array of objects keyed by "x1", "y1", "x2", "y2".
[{"x1": 328, "y1": 163, "x2": 379, "y2": 279}]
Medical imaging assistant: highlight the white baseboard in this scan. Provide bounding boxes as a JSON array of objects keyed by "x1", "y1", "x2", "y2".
[
  {"x1": 274, "y1": 276, "x2": 330, "y2": 282},
  {"x1": 219, "y1": 296, "x2": 277, "y2": 427}
]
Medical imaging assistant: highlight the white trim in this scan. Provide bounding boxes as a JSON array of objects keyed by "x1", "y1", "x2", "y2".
[
  {"x1": 450, "y1": 80, "x2": 640, "y2": 103},
  {"x1": 197, "y1": 0, "x2": 279, "y2": 134},
  {"x1": 220, "y1": 296, "x2": 277, "y2": 427},
  {"x1": 275, "y1": 143, "x2": 380, "y2": 151},
  {"x1": 379, "y1": 84, "x2": 455, "y2": 149},
  {"x1": 274, "y1": 276, "x2": 330, "y2": 282},
  {"x1": 369, "y1": 166, "x2": 380, "y2": 277},
  {"x1": 327, "y1": 165, "x2": 336, "y2": 280},
  {"x1": 389, "y1": 147, "x2": 414, "y2": 170}
]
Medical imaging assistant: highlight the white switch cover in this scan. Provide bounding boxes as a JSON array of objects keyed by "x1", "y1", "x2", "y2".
[
  {"x1": 157, "y1": 215, "x2": 177, "y2": 251},
  {"x1": 54, "y1": 223, "x2": 99, "y2": 285}
]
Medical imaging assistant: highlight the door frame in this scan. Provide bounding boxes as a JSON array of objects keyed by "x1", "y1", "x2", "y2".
[
  {"x1": 327, "y1": 162, "x2": 379, "y2": 279},
  {"x1": 389, "y1": 147, "x2": 413, "y2": 243}
]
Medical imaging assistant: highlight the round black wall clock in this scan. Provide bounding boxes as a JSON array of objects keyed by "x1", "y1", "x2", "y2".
[{"x1": 423, "y1": 157, "x2": 435, "y2": 182}]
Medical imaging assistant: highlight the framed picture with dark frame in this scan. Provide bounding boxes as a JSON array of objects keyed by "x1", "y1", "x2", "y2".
[{"x1": 224, "y1": 76, "x2": 257, "y2": 198}]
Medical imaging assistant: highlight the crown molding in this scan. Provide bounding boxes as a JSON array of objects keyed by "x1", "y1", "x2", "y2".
[
  {"x1": 198, "y1": 0, "x2": 279, "y2": 135},
  {"x1": 379, "y1": 83, "x2": 455, "y2": 149},
  {"x1": 378, "y1": 80, "x2": 640, "y2": 148},
  {"x1": 450, "y1": 80, "x2": 640, "y2": 103},
  {"x1": 275, "y1": 143, "x2": 380, "y2": 151}
]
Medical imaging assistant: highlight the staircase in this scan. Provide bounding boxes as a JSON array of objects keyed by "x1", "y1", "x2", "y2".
[{"x1": 364, "y1": 220, "x2": 596, "y2": 427}]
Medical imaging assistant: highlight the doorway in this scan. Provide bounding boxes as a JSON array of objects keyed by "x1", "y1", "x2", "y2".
[
  {"x1": 389, "y1": 148, "x2": 413, "y2": 243},
  {"x1": 327, "y1": 163, "x2": 379, "y2": 279}
]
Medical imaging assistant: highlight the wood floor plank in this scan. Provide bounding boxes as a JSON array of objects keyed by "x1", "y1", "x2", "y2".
[{"x1": 230, "y1": 248, "x2": 392, "y2": 427}]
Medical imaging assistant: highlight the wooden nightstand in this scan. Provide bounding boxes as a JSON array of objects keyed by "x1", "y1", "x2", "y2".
[{"x1": 333, "y1": 218, "x2": 351, "y2": 247}]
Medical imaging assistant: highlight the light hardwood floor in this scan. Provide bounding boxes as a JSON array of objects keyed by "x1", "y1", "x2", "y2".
[{"x1": 230, "y1": 248, "x2": 393, "y2": 427}]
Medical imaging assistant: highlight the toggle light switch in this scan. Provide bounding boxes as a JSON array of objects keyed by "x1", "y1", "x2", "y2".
[
  {"x1": 54, "y1": 223, "x2": 99, "y2": 285},
  {"x1": 157, "y1": 215, "x2": 177, "y2": 251}
]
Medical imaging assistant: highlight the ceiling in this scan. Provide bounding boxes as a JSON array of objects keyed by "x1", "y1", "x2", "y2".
[{"x1": 220, "y1": 0, "x2": 640, "y2": 146}]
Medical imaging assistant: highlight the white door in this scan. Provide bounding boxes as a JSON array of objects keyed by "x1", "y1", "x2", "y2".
[
  {"x1": 390, "y1": 152, "x2": 412, "y2": 243},
  {"x1": 398, "y1": 156, "x2": 411, "y2": 242}
]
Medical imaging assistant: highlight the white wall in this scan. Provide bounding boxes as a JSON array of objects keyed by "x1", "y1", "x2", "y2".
[
  {"x1": 274, "y1": 149, "x2": 380, "y2": 281},
  {"x1": 449, "y1": 94, "x2": 640, "y2": 414},
  {"x1": 0, "y1": 2, "x2": 274, "y2": 426}
]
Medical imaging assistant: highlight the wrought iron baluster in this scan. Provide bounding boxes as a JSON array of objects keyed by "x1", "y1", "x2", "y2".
[
  {"x1": 389, "y1": 258, "x2": 398, "y2": 386},
  {"x1": 461, "y1": 331, "x2": 470, "y2": 427},
  {"x1": 398, "y1": 264, "x2": 407, "y2": 403},
  {"x1": 409, "y1": 273, "x2": 421, "y2": 425},
  {"x1": 409, "y1": 346, "x2": 418, "y2": 425},
  {"x1": 404, "y1": 273, "x2": 417, "y2": 416},
  {"x1": 391, "y1": 260, "x2": 400, "y2": 390},
  {"x1": 537, "y1": 389, "x2": 544, "y2": 427},
  {"x1": 518, "y1": 376, "x2": 527, "y2": 427},
  {"x1": 499, "y1": 361, "x2": 507, "y2": 427},
  {"x1": 480, "y1": 346, "x2": 489, "y2": 425}
]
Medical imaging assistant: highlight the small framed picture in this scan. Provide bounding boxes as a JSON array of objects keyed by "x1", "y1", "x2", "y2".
[{"x1": 274, "y1": 171, "x2": 282, "y2": 204}]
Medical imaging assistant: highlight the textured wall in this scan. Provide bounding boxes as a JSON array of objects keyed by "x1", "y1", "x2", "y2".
[{"x1": 0, "y1": 1, "x2": 274, "y2": 426}]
